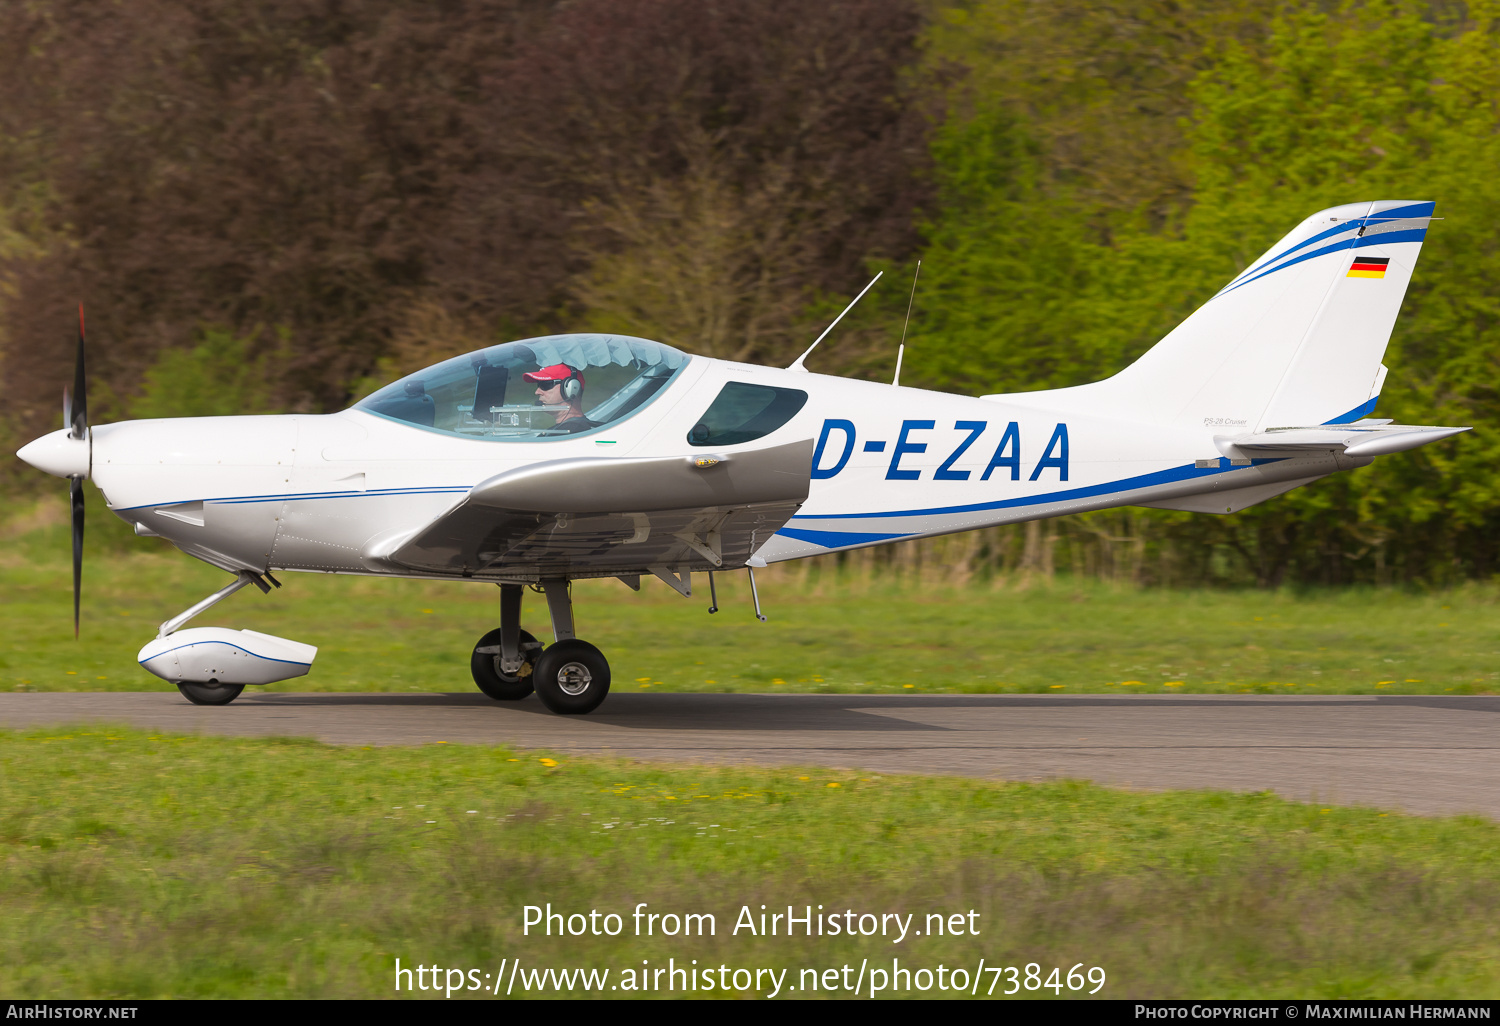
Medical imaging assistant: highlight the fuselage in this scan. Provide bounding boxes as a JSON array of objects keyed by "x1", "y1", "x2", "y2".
[
  {"x1": 81, "y1": 354, "x2": 1353, "y2": 579},
  {"x1": 12, "y1": 203, "x2": 1451, "y2": 711}
]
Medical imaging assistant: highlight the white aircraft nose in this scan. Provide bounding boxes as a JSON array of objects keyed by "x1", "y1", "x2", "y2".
[{"x1": 17, "y1": 427, "x2": 90, "y2": 479}]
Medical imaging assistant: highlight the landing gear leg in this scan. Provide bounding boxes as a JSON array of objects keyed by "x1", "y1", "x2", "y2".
[
  {"x1": 470, "y1": 583, "x2": 542, "y2": 701},
  {"x1": 542, "y1": 578, "x2": 575, "y2": 642},
  {"x1": 533, "y1": 578, "x2": 611, "y2": 714}
]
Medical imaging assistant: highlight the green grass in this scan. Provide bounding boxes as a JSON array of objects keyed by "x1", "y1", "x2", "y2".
[
  {"x1": 2, "y1": 531, "x2": 1497, "y2": 696},
  {"x1": 6, "y1": 522, "x2": 1498, "y2": 998},
  {"x1": 2, "y1": 727, "x2": 1497, "y2": 998}
]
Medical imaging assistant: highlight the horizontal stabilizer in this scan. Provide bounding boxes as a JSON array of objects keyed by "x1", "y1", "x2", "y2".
[{"x1": 1217, "y1": 421, "x2": 1469, "y2": 459}]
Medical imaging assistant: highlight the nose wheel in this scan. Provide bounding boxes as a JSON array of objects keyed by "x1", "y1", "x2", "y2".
[{"x1": 176, "y1": 681, "x2": 245, "y2": 706}]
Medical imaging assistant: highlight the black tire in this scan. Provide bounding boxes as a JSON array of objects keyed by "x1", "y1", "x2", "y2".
[
  {"x1": 533, "y1": 639, "x2": 611, "y2": 714},
  {"x1": 471, "y1": 628, "x2": 543, "y2": 701},
  {"x1": 176, "y1": 680, "x2": 245, "y2": 706}
]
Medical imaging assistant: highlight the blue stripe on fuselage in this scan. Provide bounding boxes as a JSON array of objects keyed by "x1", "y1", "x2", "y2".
[
  {"x1": 776, "y1": 527, "x2": 910, "y2": 548},
  {"x1": 790, "y1": 457, "x2": 1283, "y2": 523}
]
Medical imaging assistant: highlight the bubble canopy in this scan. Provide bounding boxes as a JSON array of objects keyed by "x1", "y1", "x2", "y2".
[{"x1": 354, "y1": 334, "x2": 691, "y2": 441}]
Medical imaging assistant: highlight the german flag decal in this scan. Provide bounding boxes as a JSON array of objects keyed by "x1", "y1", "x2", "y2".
[{"x1": 1348, "y1": 255, "x2": 1390, "y2": 279}]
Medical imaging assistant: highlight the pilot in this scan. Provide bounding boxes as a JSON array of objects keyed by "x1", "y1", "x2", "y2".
[{"x1": 523, "y1": 364, "x2": 595, "y2": 433}]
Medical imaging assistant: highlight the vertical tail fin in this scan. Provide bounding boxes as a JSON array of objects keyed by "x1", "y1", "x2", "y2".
[{"x1": 1035, "y1": 200, "x2": 1434, "y2": 430}]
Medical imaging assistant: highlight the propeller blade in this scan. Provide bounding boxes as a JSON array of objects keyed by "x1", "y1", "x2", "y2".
[
  {"x1": 67, "y1": 305, "x2": 89, "y2": 637},
  {"x1": 69, "y1": 304, "x2": 88, "y2": 441},
  {"x1": 70, "y1": 475, "x2": 84, "y2": 638}
]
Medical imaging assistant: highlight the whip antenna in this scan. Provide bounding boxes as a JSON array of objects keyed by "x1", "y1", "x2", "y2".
[
  {"x1": 893, "y1": 259, "x2": 920, "y2": 386},
  {"x1": 788, "y1": 271, "x2": 883, "y2": 372}
]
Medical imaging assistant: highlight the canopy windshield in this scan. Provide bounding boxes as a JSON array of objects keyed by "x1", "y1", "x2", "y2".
[{"x1": 354, "y1": 334, "x2": 690, "y2": 440}]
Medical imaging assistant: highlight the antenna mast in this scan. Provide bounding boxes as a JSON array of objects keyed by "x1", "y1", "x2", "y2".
[
  {"x1": 893, "y1": 259, "x2": 920, "y2": 387},
  {"x1": 788, "y1": 271, "x2": 883, "y2": 372}
]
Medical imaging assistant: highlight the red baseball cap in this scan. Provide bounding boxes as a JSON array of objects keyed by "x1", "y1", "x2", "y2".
[{"x1": 523, "y1": 364, "x2": 583, "y2": 386}]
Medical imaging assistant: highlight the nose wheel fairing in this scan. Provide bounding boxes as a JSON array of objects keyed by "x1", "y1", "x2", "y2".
[
  {"x1": 137, "y1": 571, "x2": 318, "y2": 703},
  {"x1": 138, "y1": 627, "x2": 317, "y2": 686}
]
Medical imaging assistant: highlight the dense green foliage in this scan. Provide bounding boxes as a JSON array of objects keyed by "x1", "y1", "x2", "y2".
[
  {"x1": 4, "y1": 1, "x2": 1499, "y2": 585},
  {"x1": 907, "y1": 1, "x2": 1500, "y2": 585}
]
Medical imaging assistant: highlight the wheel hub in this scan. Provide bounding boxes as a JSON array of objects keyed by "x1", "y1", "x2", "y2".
[{"x1": 556, "y1": 661, "x2": 592, "y2": 695}]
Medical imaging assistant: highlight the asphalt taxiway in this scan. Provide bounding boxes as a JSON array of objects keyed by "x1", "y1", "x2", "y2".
[{"x1": 1, "y1": 691, "x2": 1496, "y2": 818}]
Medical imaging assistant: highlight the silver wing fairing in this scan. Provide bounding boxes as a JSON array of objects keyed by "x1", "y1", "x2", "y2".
[{"x1": 373, "y1": 438, "x2": 812, "y2": 581}]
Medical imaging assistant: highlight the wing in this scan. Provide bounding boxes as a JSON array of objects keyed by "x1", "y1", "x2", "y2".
[{"x1": 372, "y1": 438, "x2": 812, "y2": 581}]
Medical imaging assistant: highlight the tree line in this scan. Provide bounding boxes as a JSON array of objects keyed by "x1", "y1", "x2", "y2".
[{"x1": 3, "y1": 0, "x2": 1498, "y2": 587}]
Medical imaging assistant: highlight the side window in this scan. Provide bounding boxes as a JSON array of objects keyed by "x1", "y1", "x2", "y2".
[{"x1": 688, "y1": 382, "x2": 808, "y2": 446}]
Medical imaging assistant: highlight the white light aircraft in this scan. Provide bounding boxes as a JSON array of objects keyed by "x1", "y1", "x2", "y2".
[{"x1": 17, "y1": 200, "x2": 1468, "y2": 713}]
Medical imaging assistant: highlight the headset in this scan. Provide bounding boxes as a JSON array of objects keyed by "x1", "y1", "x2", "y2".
[{"x1": 560, "y1": 368, "x2": 583, "y2": 402}]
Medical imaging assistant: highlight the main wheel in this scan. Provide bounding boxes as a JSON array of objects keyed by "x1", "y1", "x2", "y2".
[
  {"x1": 533, "y1": 639, "x2": 611, "y2": 714},
  {"x1": 471, "y1": 628, "x2": 543, "y2": 701},
  {"x1": 176, "y1": 680, "x2": 245, "y2": 706}
]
